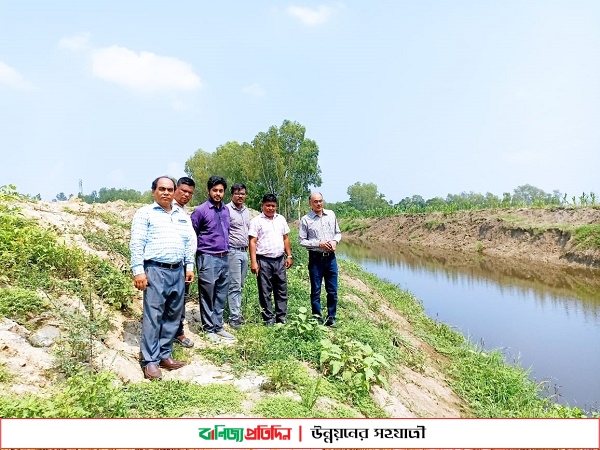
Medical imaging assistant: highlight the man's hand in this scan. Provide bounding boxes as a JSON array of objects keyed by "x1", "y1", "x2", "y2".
[
  {"x1": 285, "y1": 256, "x2": 293, "y2": 269},
  {"x1": 251, "y1": 261, "x2": 259, "y2": 275},
  {"x1": 134, "y1": 273, "x2": 148, "y2": 291},
  {"x1": 185, "y1": 271, "x2": 195, "y2": 284},
  {"x1": 320, "y1": 240, "x2": 336, "y2": 251}
]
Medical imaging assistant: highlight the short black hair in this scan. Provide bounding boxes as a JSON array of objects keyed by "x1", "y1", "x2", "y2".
[
  {"x1": 151, "y1": 176, "x2": 176, "y2": 191},
  {"x1": 207, "y1": 175, "x2": 227, "y2": 191},
  {"x1": 231, "y1": 183, "x2": 247, "y2": 195},
  {"x1": 177, "y1": 177, "x2": 196, "y2": 188},
  {"x1": 262, "y1": 193, "x2": 278, "y2": 204}
]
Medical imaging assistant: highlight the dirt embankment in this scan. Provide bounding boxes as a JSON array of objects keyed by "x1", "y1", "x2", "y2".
[
  {"x1": 343, "y1": 207, "x2": 600, "y2": 270},
  {"x1": 3, "y1": 198, "x2": 466, "y2": 418}
]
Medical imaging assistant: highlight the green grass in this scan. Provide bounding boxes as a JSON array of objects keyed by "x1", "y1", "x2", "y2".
[
  {"x1": 0, "y1": 191, "x2": 592, "y2": 419},
  {"x1": 572, "y1": 224, "x2": 600, "y2": 250},
  {"x1": 124, "y1": 381, "x2": 244, "y2": 417}
]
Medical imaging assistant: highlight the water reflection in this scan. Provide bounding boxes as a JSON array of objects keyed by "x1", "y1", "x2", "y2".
[{"x1": 338, "y1": 240, "x2": 600, "y2": 412}]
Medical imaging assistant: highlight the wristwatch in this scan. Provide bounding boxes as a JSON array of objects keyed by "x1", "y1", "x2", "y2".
[{"x1": 287, "y1": 255, "x2": 293, "y2": 259}]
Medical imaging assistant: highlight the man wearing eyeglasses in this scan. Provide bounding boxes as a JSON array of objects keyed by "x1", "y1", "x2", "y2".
[
  {"x1": 298, "y1": 192, "x2": 342, "y2": 327},
  {"x1": 226, "y1": 183, "x2": 250, "y2": 329},
  {"x1": 130, "y1": 176, "x2": 196, "y2": 380}
]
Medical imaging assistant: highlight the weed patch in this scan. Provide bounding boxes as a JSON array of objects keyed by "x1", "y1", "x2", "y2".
[
  {"x1": 0, "y1": 287, "x2": 47, "y2": 323},
  {"x1": 124, "y1": 381, "x2": 243, "y2": 417}
]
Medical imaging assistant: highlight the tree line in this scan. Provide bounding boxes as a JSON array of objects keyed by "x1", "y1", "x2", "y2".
[
  {"x1": 328, "y1": 182, "x2": 597, "y2": 218},
  {"x1": 57, "y1": 119, "x2": 595, "y2": 218}
]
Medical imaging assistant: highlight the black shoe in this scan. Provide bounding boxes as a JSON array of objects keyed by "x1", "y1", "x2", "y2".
[
  {"x1": 229, "y1": 320, "x2": 242, "y2": 330},
  {"x1": 324, "y1": 318, "x2": 337, "y2": 328},
  {"x1": 276, "y1": 318, "x2": 287, "y2": 324},
  {"x1": 313, "y1": 315, "x2": 324, "y2": 325},
  {"x1": 264, "y1": 320, "x2": 275, "y2": 327}
]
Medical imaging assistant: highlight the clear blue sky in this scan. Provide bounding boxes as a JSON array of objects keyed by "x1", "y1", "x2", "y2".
[{"x1": 1, "y1": 1, "x2": 599, "y2": 203}]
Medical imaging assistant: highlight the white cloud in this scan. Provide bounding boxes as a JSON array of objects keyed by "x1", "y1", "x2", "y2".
[
  {"x1": 0, "y1": 61, "x2": 33, "y2": 90},
  {"x1": 58, "y1": 32, "x2": 91, "y2": 51},
  {"x1": 241, "y1": 83, "x2": 266, "y2": 97},
  {"x1": 287, "y1": 3, "x2": 344, "y2": 26},
  {"x1": 91, "y1": 45, "x2": 201, "y2": 93}
]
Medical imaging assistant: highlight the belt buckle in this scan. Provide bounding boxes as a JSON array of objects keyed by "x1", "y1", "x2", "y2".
[{"x1": 322, "y1": 252, "x2": 330, "y2": 257}]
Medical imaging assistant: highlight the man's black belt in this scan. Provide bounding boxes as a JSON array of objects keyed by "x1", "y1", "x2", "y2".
[
  {"x1": 309, "y1": 251, "x2": 334, "y2": 258},
  {"x1": 257, "y1": 254, "x2": 285, "y2": 260},
  {"x1": 144, "y1": 260, "x2": 183, "y2": 269},
  {"x1": 230, "y1": 246, "x2": 248, "y2": 251}
]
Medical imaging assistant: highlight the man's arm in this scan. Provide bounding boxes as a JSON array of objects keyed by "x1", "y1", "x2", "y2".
[
  {"x1": 184, "y1": 219, "x2": 197, "y2": 284},
  {"x1": 130, "y1": 209, "x2": 149, "y2": 290},
  {"x1": 298, "y1": 216, "x2": 318, "y2": 249},
  {"x1": 283, "y1": 234, "x2": 293, "y2": 269},
  {"x1": 249, "y1": 236, "x2": 259, "y2": 275},
  {"x1": 332, "y1": 213, "x2": 342, "y2": 244}
]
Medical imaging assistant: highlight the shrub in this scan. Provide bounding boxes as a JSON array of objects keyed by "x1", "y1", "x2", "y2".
[
  {"x1": 0, "y1": 287, "x2": 47, "y2": 323},
  {"x1": 320, "y1": 338, "x2": 389, "y2": 394}
]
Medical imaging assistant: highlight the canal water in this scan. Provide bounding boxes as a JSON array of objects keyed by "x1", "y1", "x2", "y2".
[{"x1": 337, "y1": 241, "x2": 600, "y2": 413}]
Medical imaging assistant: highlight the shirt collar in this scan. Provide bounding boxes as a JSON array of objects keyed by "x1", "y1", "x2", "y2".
[
  {"x1": 308, "y1": 209, "x2": 327, "y2": 219},
  {"x1": 228, "y1": 201, "x2": 246, "y2": 212},
  {"x1": 205, "y1": 199, "x2": 223, "y2": 210},
  {"x1": 153, "y1": 201, "x2": 177, "y2": 213}
]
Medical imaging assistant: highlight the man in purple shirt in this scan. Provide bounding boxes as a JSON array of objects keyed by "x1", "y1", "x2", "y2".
[{"x1": 190, "y1": 175, "x2": 233, "y2": 343}]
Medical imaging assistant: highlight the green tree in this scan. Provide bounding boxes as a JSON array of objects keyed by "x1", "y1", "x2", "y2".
[
  {"x1": 248, "y1": 120, "x2": 322, "y2": 216},
  {"x1": 212, "y1": 141, "x2": 253, "y2": 205},
  {"x1": 79, "y1": 188, "x2": 145, "y2": 204},
  {"x1": 184, "y1": 149, "x2": 213, "y2": 205},
  {"x1": 54, "y1": 192, "x2": 68, "y2": 202},
  {"x1": 425, "y1": 197, "x2": 446, "y2": 209},
  {"x1": 512, "y1": 184, "x2": 553, "y2": 206},
  {"x1": 347, "y1": 182, "x2": 388, "y2": 212},
  {"x1": 184, "y1": 121, "x2": 321, "y2": 215}
]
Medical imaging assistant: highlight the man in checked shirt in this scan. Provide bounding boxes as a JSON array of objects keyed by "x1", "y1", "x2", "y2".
[
  {"x1": 298, "y1": 192, "x2": 342, "y2": 327},
  {"x1": 130, "y1": 176, "x2": 197, "y2": 380}
]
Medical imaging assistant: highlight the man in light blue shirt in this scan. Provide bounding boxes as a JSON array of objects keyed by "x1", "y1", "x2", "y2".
[{"x1": 130, "y1": 176, "x2": 196, "y2": 380}]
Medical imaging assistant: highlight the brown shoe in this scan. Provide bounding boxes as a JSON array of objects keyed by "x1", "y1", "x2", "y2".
[
  {"x1": 143, "y1": 364, "x2": 162, "y2": 380},
  {"x1": 159, "y1": 357, "x2": 186, "y2": 370}
]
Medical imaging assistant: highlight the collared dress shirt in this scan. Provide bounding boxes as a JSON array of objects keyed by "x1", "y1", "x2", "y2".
[
  {"x1": 249, "y1": 212, "x2": 290, "y2": 257},
  {"x1": 298, "y1": 208, "x2": 342, "y2": 251},
  {"x1": 226, "y1": 201, "x2": 250, "y2": 248},
  {"x1": 130, "y1": 202, "x2": 197, "y2": 276},
  {"x1": 190, "y1": 199, "x2": 230, "y2": 254}
]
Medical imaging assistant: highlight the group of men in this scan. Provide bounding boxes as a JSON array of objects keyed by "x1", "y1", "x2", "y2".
[{"x1": 129, "y1": 175, "x2": 342, "y2": 380}]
